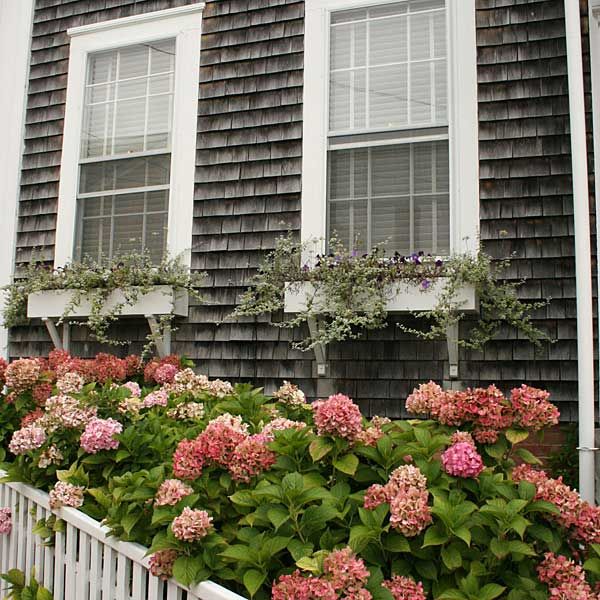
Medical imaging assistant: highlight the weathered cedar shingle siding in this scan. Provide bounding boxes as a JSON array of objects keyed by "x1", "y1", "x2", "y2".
[{"x1": 10, "y1": 0, "x2": 589, "y2": 420}]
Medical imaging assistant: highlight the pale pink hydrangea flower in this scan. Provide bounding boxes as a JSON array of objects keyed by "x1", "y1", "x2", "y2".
[
  {"x1": 149, "y1": 550, "x2": 179, "y2": 580},
  {"x1": 323, "y1": 547, "x2": 370, "y2": 597},
  {"x1": 37, "y1": 444, "x2": 64, "y2": 468},
  {"x1": 383, "y1": 575, "x2": 427, "y2": 600},
  {"x1": 80, "y1": 417, "x2": 122, "y2": 454},
  {"x1": 0, "y1": 508, "x2": 11, "y2": 535},
  {"x1": 441, "y1": 442, "x2": 485, "y2": 478},
  {"x1": 142, "y1": 390, "x2": 169, "y2": 409},
  {"x1": 363, "y1": 484, "x2": 388, "y2": 510},
  {"x1": 228, "y1": 434, "x2": 277, "y2": 483},
  {"x1": 207, "y1": 379, "x2": 233, "y2": 398},
  {"x1": 49, "y1": 482, "x2": 85, "y2": 510},
  {"x1": 388, "y1": 465, "x2": 428, "y2": 494},
  {"x1": 121, "y1": 381, "x2": 141, "y2": 397},
  {"x1": 162, "y1": 369, "x2": 209, "y2": 397},
  {"x1": 166, "y1": 401, "x2": 204, "y2": 420},
  {"x1": 43, "y1": 394, "x2": 96, "y2": 430},
  {"x1": 450, "y1": 431, "x2": 475, "y2": 447},
  {"x1": 472, "y1": 428, "x2": 499, "y2": 444},
  {"x1": 510, "y1": 385, "x2": 560, "y2": 431},
  {"x1": 273, "y1": 381, "x2": 307, "y2": 408},
  {"x1": 537, "y1": 552, "x2": 594, "y2": 599},
  {"x1": 56, "y1": 372, "x2": 85, "y2": 395},
  {"x1": 118, "y1": 397, "x2": 142, "y2": 415},
  {"x1": 154, "y1": 364, "x2": 179, "y2": 385},
  {"x1": 313, "y1": 394, "x2": 363, "y2": 442},
  {"x1": 171, "y1": 507, "x2": 213, "y2": 542},
  {"x1": 154, "y1": 479, "x2": 194, "y2": 507},
  {"x1": 389, "y1": 488, "x2": 433, "y2": 537},
  {"x1": 8, "y1": 425, "x2": 46, "y2": 455},
  {"x1": 5, "y1": 358, "x2": 41, "y2": 393},
  {"x1": 405, "y1": 381, "x2": 443, "y2": 414},
  {"x1": 272, "y1": 571, "x2": 337, "y2": 600},
  {"x1": 261, "y1": 417, "x2": 305, "y2": 439}
]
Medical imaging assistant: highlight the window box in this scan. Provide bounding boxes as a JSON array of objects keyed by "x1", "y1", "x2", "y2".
[
  {"x1": 27, "y1": 286, "x2": 188, "y2": 319},
  {"x1": 284, "y1": 279, "x2": 478, "y2": 314},
  {"x1": 27, "y1": 286, "x2": 188, "y2": 357}
]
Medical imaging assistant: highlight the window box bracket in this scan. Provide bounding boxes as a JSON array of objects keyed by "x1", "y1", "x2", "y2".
[{"x1": 284, "y1": 279, "x2": 477, "y2": 379}]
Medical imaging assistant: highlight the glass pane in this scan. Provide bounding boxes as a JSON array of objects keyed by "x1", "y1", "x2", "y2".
[
  {"x1": 147, "y1": 95, "x2": 172, "y2": 150},
  {"x1": 117, "y1": 78, "x2": 147, "y2": 100},
  {"x1": 331, "y1": 8, "x2": 366, "y2": 24},
  {"x1": 118, "y1": 45, "x2": 149, "y2": 80},
  {"x1": 330, "y1": 71, "x2": 351, "y2": 131},
  {"x1": 113, "y1": 214, "x2": 144, "y2": 254},
  {"x1": 149, "y1": 39, "x2": 176, "y2": 74},
  {"x1": 87, "y1": 50, "x2": 116, "y2": 85},
  {"x1": 149, "y1": 73, "x2": 173, "y2": 95},
  {"x1": 371, "y1": 145, "x2": 410, "y2": 196},
  {"x1": 372, "y1": 198, "x2": 410, "y2": 252},
  {"x1": 370, "y1": 2, "x2": 407, "y2": 18},
  {"x1": 146, "y1": 190, "x2": 169, "y2": 212},
  {"x1": 369, "y1": 64, "x2": 408, "y2": 129},
  {"x1": 370, "y1": 16, "x2": 406, "y2": 65},
  {"x1": 410, "y1": 61, "x2": 433, "y2": 124},
  {"x1": 113, "y1": 98, "x2": 146, "y2": 153},
  {"x1": 331, "y1": 23, "x2": 352, "y2": 70},
  {"x1": 145, "y1": 212, "x2": 168, "y2": 261},
  {"x1": 79, "y1": 154, "x2": 170, "y2": 194},
  {"x1": 329, "y1": 200, "x2": 368, "y2": 251}
]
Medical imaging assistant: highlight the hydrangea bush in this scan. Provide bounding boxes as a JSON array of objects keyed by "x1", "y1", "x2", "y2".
[{"x1": 1, "y1": 351, "x2": 600, "y2": 599}]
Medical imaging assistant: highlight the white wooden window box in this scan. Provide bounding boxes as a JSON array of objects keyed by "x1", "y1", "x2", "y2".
[
  {"x1": 283, "y1": 279, "x2": 478, "y2": 379},
  {"x1": 27, "y1": 286, "x2": 188, "y2": 357}
]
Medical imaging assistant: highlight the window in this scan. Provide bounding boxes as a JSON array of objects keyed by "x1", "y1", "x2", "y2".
[
  {"x1": 54, "y1": 5, "x2": 203, "y2": 267},
  {"x1": 302, "y1": 0, "x2": 478, "y2": 256}
]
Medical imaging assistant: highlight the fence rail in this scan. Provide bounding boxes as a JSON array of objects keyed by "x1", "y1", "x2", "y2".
[{"x1": 0, "y1": 473, "x2": 246, "y2": 600}]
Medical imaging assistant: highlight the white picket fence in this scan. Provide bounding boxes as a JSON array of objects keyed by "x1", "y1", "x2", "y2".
[{"x1": 0, "y1": 473, "x2": 246, "y2": 600}]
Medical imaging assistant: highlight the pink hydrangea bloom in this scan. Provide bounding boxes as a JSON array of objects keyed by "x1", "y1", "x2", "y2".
[
  {"x1": 48, "y1": 349, "x2": 71, "y2": 371},
  {"x1": 388, "y1": 465, "x2": 428, "y2": 494},
  {"x1": 207, "y1": 379, "x2": 233, "y2": 398},
  {"x1": 172, "y1": 438, "x2": 205, "y2": 480},
  {"x1": 363, "y1": 484, "x2": 388, "y2": 510},
  {"x1": 141, "y1": 390, "x2": 169, "y2": 408},
  {"x1": 154, "y1": 479, "x2": 194, "y2": 507},
  {"x1": 167, "y1": 402, "x2": 205, "y2": 420},
  {"x1": 406, "y1": 381, "x2": 443, "y2": 414},
  {"x1": 383, "y1": 575, "x2": 427, "y2": 600},
  {"x1": 154, "y1": 363, "x2": 179, "y2": 385},
  {"x1": 162, "y1": 368, "x2": 209, "y2": 397},
  {"x1": 92, "y1": 353, "x2": 126, "y2": 383},
  {"x1": 149, "y1": 549, "x2": 178, "y2": 580},
  {"x1": 389, "y1": 487, "x2": 432, "y2": 537},
  {"x1": 261, "y1": 417, "x2": 305, "y2": 439},
  {"x1": 472, "y1": 428, "x2": 499, "y2": 444},
  {"x1": 8, "y1": 425, "x2": 46, "y2": 455},
  {"x1": 450, "y1": 431, "x2": 475, "y2": 446},
  {"x1": 37, "y1": 444, "x2": 63, "y2": 468},
  {"x1": 122, "y1": 381, "x2": 141, "y2": 397},
  {"x1": 272, "y1": 571, "x2": 337, "y2": 600},
  {"x1": 537, "y1": 552, "x2": 594, "y2": 599},
  {"x1": 323, "y1": 547, "x2": 370, "y2": 597},
  {"x1": 43, "y1": 394, "x2": 96, "y2": 430},
  {"x1": 56, "y1": 372, "x2": 85, "y2": 394},
  {"x1": 313, "y1": 394, "x2": 363, "y2": 442},
  {"x1": 510, "y1": 385, "x2": 560, "y2": 431},
  {"x1": 441, "y1": 442, "x2": 485, "y2": 478},
  {"x1": 195, "y1": 413, "x2": 249, "y2": 466},
  {"x1": 0, "y1": 508, "x2": 11, "y2": 535},
  {"x1": 229, "y1": 434, "x2": 277, "y2": 483},
  {"x1": 20, "y1": 408, "x2": 44, "y2": 428},
  {"x1": 171, "y1": 507, "x2": 213, "y2": 542},
  {"x1": 49, "y1": 482, "x2": 85, "y2": 510},
  {"x1": 32, "y1": 383, "x2": 53, "y2": 406},
  {"x1": 273, "y1": 381, "x2": 307, "y2": 408},
  {"x1": 5, "y1": 358, "x2": 41, "y2": 393},
  {"x1": 80, "y1": 417, "x2": 122, "y2": 454}
]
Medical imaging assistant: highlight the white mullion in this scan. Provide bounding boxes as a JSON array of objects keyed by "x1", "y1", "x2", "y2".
[
  {"x1": 330, "y1": 6, "x2": 442, "y2": 28},
  {"x1": 407, "y1": 11, "x2": 412, "y2": 126},
  {"x1": 367, "y1": 146, "x2": 372, "y2": 250},
  {"x1": 80, "y1": 148, "x2": 169, "y2": 164},
  {"x1": 84, "y1": 68, "x2": 174, "y2": 89},
  {"x1": 409, "y1": 143, "x2": 414, "y2": 253},
  {"x1": 110, "y1": 50, "x2": 121, "y2": 155},
  {"x1": 350, "y1": 24, "x2": 355, "y2": 130},
  {"x1": 365, "y1": 16, "x2": 370, "y2": 129},
  {"x1": 143, "y1": 45, "x2": 151, "y2": 152},
  {"x1": 429, "y1": 14, "x2": 435, "y2": 124},
  {"x1": 432, "y1": 142, "x2": 438, "y2": 253}
]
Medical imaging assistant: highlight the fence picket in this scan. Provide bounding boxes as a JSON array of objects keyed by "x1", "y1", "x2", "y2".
[{"x1": 0, "y1": 475, "x2": 247, "y2": 600}]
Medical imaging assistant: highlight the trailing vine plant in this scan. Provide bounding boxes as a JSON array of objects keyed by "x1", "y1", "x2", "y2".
[
  {"x1": 230, "y1": 233, "x2": 551, "y2": 351},
  {"x1": 2, "y1": 252, "x2": 205, "y2": 355}
]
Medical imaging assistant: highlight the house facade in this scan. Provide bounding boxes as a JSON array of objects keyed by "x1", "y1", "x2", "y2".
[{"x1": 0, "y1": 0, "x2": 598, "y2": 425}]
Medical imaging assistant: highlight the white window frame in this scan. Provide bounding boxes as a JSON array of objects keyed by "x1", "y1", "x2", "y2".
[
  {"x1": 301, "y1": 0, "x2": 479, "y2": 258},
  {"x1": 54, "y1": 3, "x2": 204, "y2": 268}
]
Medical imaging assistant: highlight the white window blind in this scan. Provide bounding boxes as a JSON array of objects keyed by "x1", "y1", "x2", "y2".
[
  {"x1": 327, "y1": 0, "x2": 449, "y2": 255},
  {"x1": 75, "y1": 39, "x2": 175, "y2": 262}
]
